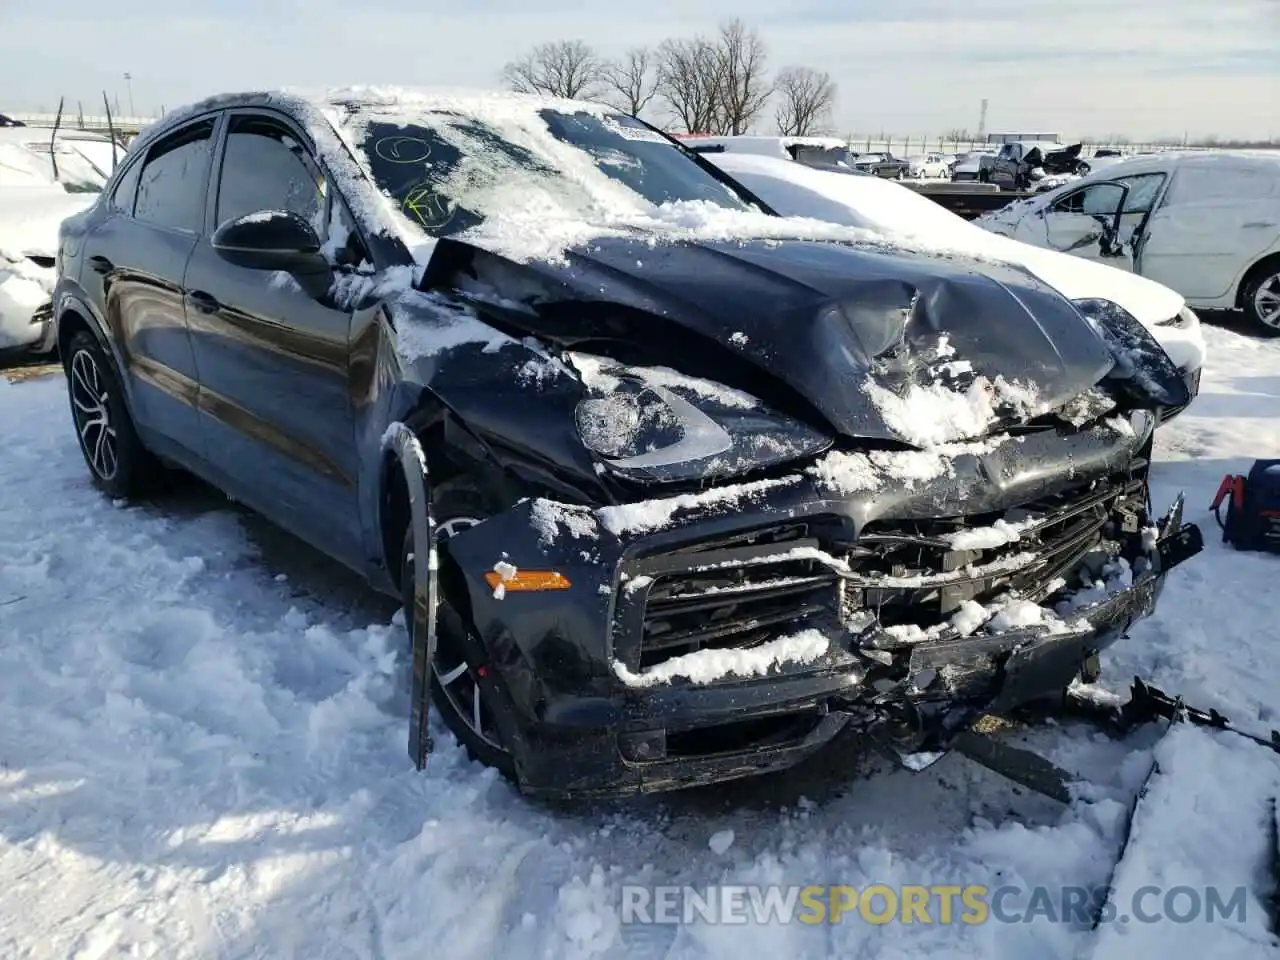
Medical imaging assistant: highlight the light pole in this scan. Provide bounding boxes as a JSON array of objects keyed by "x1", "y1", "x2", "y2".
[{"x1": 123, "y1": 72, "x2": 134, "y2": 116}]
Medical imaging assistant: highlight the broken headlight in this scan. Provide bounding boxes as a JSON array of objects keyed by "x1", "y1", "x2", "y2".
[
  {"x1": 1071, "y1": 298, "x2": 1190, "y2": 410},
  {"x1": 569, "y1": 353, "x2": 832, "y2": 483}
]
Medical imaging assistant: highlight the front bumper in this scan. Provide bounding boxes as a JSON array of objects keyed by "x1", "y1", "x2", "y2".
[
  {"x1": 442, "y1": 418, "x2": 1201, "y2": 797},
  {"x1": 0, "y1": 262, "x2": 56, "y2": 355}
]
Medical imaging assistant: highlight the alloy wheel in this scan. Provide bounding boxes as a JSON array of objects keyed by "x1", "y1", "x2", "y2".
[
  {"x1": 1254, "y1": 272, "x2": 1280, "y2": 329},
  {"x1": 69, "y1": 349, "x2": 118, "y2": 481},
  {"x1": 433, "y1": 516, "x2": 506, "y2": 752}
]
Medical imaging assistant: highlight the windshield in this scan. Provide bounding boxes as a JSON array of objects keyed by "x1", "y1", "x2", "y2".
[{"x1": 352, "y1": 108, "x2": 752, "y2": 239}]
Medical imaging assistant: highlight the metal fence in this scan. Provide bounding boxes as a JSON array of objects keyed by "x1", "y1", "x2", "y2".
[{"x1": 8, "y1": 112, "x2": 1274, "y2": 157}]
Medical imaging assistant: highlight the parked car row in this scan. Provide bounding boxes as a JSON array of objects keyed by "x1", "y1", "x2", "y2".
[{"x1": 44, "y1": 87, "x2": 1201, "y2": 799}]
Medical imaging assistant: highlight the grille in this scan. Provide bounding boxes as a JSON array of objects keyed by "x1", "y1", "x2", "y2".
[
  {"x1": 612, "y1": 476, "x2": 1147, "y2": 673},
  {"x1": 614, "y1": 521, "x2": 843, "y2": 671},
  {"x1": 847, "y1": 476, "x2": 1145, "y2": 632}
]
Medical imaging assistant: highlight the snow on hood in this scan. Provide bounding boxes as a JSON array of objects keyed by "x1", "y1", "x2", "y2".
[
  {"x1": 707, "y1": 152, "x2": 1186, "y2": 328},
  {"x1": 0, "y1": 188, "x2": 93, "y2": 261}
]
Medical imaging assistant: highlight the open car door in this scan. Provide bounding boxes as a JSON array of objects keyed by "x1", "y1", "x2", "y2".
[{"x1": 1037, "y1": 179, "x2": 1134, "y2": 270}]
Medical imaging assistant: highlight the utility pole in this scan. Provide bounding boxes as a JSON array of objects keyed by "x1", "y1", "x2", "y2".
[
  {"x1": 978, "y1": 99, "x2": 989, "y2": 141},
  {"x1": 123, "y1": 72, "x2": 134, "y2": 116}
]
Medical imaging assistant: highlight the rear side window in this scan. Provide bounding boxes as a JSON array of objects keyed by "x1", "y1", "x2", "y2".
[
  {"x1": 134, "y1": 119, "x2": 216, "y2": 232},
  {"x1": 1164, "y1": 163, "x2": 1278, "y2": 204},
  {"x1": 215, "y1": 115, "x2": 326, "y2": 230},
  {"x1": 110, "y1": 158, "x2": 142, "y2": 213}
]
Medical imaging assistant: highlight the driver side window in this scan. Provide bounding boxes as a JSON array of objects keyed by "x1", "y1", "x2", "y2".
[
  {"x1": 1052, "y1": 182, "x2": 1123, "y2": 216},
  {"x1": 215, "y1": 115, "x2": 326, "y2": 232}
]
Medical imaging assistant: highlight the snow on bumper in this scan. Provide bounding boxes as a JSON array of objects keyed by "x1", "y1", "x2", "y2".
[
  {"x1": 0, "y1": 255, "x2": 55, "y2": 351},
  {"x1": 438, "y1": 415, "x2": 1201, "y2": 795}
]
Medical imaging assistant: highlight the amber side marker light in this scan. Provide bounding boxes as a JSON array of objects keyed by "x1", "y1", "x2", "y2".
[{"x1": 482, "y1": 570, "x2": 573, "y2": 591}]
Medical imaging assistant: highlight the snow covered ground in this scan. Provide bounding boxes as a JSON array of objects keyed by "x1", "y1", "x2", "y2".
[{"x1": 2, "y1": 321, "x2": 1279, "y2": 959}]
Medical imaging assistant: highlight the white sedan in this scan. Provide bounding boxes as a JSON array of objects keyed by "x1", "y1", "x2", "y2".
[
  {"x1": 976, "y1": 151, "x2": 1280, "y2": 333},
  {"x1": 906, "y1": 153, "x2": 952, "y2": 179},
  {"x1": 701, "y1": 150, "x2": 1206, "y2": 413}
]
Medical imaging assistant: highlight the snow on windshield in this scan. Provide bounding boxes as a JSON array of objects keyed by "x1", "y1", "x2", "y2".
[{"x1": 299, "y1": 88, "x2": 941, "y2": 265}]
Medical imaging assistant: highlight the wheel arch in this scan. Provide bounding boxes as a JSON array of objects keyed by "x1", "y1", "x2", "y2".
[{"x1": 1235, "y1": 251, "x2": 1280, "y2": 309}]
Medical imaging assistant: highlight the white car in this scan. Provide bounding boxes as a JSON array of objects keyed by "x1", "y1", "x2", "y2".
[
  {"x1": 702, "y1": 150, "x2": 1205, "y2": 413},
  {"x1": 907, "y1": 153, "x2": 952, "y2": 179},
  {"x1": 976, "y1": 151, "x2": 1280, "y2": 333},
  {"x1": 0, "y1": 130, "x2": 118, "y2": 353}
]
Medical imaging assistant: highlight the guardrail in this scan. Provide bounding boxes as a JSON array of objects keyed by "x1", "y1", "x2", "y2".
[{"x1": 5, "y1": 113, "x2": 157, "y2": 135}]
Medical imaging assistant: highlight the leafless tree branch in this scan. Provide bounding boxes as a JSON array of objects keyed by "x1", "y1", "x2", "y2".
[
  {"x1": 773, "y1": 66, "x2": 836, "y2": 137},
  {"x1": 712, "y1": 19, "x2": 774, "y2": 135},
  {"x1": 655, "y1": 36, "x2": 725, "y2": 133},
  {"x1": 501, "y1": 40, "x2": 605, "y2": 100},
  {"x1": 603, "y1": 47, "x2": 659, "y2": 117}
]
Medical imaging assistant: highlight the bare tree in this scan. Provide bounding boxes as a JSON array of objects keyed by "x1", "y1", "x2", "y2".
[
  {"x1": 712, "y1": 19, "x2": 773, "y2": 135},
  {"x1": 603, "y1": 47, "x2": 659, "y2": 117},
  {"x1": 655, "y1": 36, "x2": 725, "y2": 133},
  {"x1": 501, "y1": 40, "x2": 605, "y2": 100},
  {"x1": 773, "y1": 66, "x2": 836, "y2": 137}
]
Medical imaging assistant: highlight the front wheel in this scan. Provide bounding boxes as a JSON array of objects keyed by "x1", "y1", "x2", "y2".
[
  {"x1": 64, "y1": 330, "x2": 163, "y2": 498},
  {"x1": 401, "y1": 481, "x2": 517, "y2": 779}
]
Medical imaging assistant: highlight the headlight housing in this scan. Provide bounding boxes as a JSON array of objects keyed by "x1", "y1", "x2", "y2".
[
  {"x1": 1156, "y1": 305, "x2": 1199, "y2": 329},
  {"x1": 569, "y1": 353, "x2": 832, "y2": 483},
  {"x1": 1071, "y1": 298, "x2": 1189, "y2": 409}
]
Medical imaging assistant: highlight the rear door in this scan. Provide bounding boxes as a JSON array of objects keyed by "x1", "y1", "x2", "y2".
[
  {"x1": 80, "y1": 115, "x2": 220, "y2": 458},
  {"x1": 182, "y1": 108, "x2": 366, "y2": 566},
  {"x1": 1137, "y1": 158, "x2": 1280, "y2": 301}
]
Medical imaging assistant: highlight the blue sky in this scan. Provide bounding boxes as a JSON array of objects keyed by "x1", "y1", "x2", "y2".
[{"x1": 2, "y1": 0, "x2": 1276, "y2": 139}]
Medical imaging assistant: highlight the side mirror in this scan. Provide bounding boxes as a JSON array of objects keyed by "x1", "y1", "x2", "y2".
[{"x1": 211, "y1": 210, "x2": 329, "y2": 276}]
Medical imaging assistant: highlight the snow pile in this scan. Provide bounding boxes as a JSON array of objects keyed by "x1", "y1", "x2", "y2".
[
  {"x1": 596, "y1": 476, "x2": 798, "y2": 537},
  {"x1": 612, "y1": 630, "x2": 831, "y2": 687},
  {"x1": 943, "y1": 517, "x2": 1039, "y2": 551},
  {"x1": 806, "y1": 435, "x2": 1012, "y2": 495},
  {"x1": 528, "y1": 499, "x2": 599, "y2": 545},
  {"x1": 862, "y1": 373, "x2": 1041, "y2": 448}
]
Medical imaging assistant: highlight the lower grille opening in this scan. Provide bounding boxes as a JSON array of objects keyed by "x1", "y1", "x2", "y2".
[
  {"x1": 663, "y1": 713, "x2": 823, "y2": 759},
  {"x1": 637, "y1": 533, "x2": 841, "y2": 669}
]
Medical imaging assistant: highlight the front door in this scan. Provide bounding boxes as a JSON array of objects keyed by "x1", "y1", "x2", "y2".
[
  {"x1": 183, "y1": 109, "x2": 364, "y2": 566},
  {"x1": 1036, "y1": 180, "x2": 1134, "y2": 271},
  {"x1": 80, "y1": 115, "x2": 220, "y2": 458}
]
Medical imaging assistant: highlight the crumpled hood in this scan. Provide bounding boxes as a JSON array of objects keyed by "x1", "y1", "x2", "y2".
[
  {"x1": 431, "y1": 234, "x2": 1119, "y2": 447},
  {"x1": 0, "y1": 187, "x2": 93, "y2": 261}
]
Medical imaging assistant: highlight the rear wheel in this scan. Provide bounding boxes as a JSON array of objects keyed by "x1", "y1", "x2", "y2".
[
  {"x1": 400, "y1": 480, "x2": 517, "y2": 779},
  {"x1": 1242, "y1": 262, "x2": 1280, "y2": 334},
  {"x1": 63, "y1": 330, "x2": 163, "y2": 499}
]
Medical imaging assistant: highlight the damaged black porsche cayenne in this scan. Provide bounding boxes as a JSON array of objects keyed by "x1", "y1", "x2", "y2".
[{"x1": 51, "y1": 88, "x2": 1202, "y2": 798}]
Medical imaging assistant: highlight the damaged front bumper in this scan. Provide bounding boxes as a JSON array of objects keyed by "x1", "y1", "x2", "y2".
[{"x1": 440, "y1": 417, "x2": 1203, "y2": 798}]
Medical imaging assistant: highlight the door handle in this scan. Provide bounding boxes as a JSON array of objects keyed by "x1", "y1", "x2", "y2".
[
  {"x1": 185, "y1": 290, "x2": 221, "y2": 314},
  {"x1": 1243, "y1": 222, "x2": 1277, "y2": 229},
  {"x1": 88, "y1": 255, "x2": 113, "y2": 275}
]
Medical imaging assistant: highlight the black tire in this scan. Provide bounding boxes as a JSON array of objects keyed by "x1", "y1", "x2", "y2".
[
  {"x1": 63, "y1": 329, "x2": 163, "y2": 499},
  {"x1": 400, "y1": 479, "x2": 517, "y2": 780},
  {"x1": 1241, "y1": 259, "x2": 1280, "y2": 335}
]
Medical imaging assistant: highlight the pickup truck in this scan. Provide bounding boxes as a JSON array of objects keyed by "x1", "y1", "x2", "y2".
[{"x1": 952, "y1": 140, "x2": 1086, "y2": 190}]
